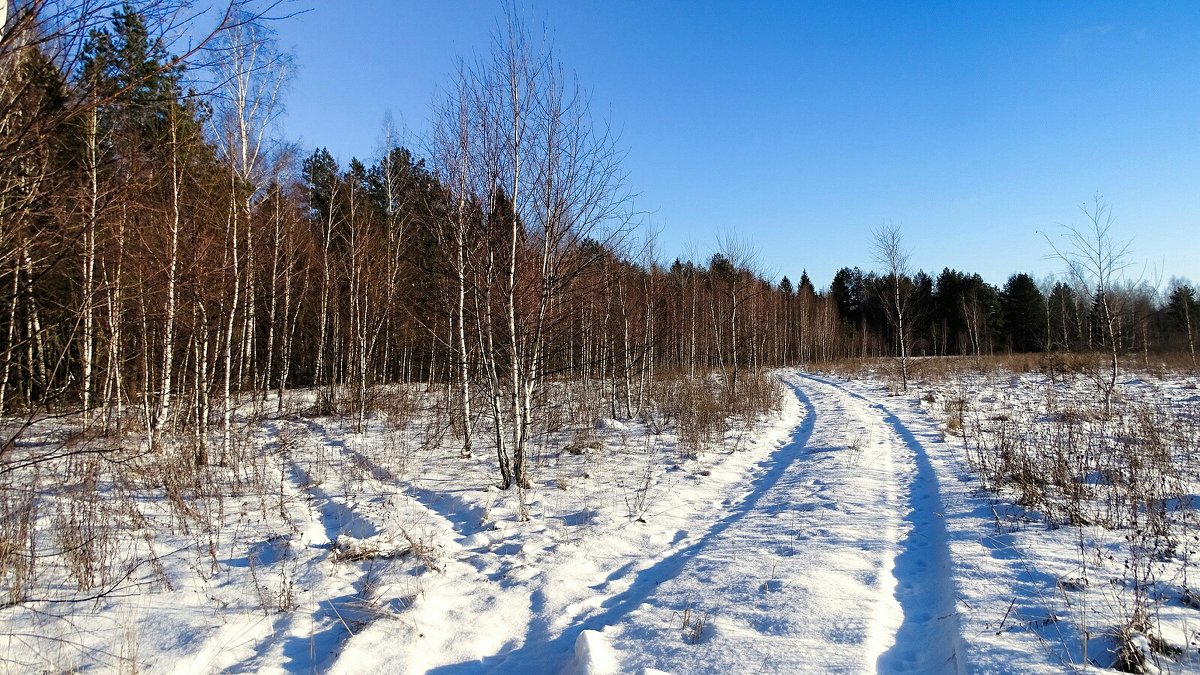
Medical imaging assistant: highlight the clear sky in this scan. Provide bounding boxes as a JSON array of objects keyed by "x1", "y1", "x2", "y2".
[{"x1": 267, "y1": 1, "x2": 1200, "y2": 292}]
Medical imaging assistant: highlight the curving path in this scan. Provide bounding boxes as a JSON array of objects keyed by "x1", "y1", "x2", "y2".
[{"x1": 598, "y1": 371, "x2": 966, "y2": 674}]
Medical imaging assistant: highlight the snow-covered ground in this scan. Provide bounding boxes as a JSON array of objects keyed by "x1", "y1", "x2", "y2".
[
  {"x1": 4, "y1": 366, "x2": 1200, "y2": 673},
  {"x1": 910, "y1": 364, "x2": 1200, "y2": 674}
]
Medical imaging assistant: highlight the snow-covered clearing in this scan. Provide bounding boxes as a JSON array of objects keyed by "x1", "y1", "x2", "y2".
[{"x1": 4, "y1": 367, "x2": 1200, "y2": 673}]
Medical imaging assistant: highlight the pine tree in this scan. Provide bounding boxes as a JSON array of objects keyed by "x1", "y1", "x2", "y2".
[
  {"x1": 830, "y1": 267, "x2": 865, "y2": 327},
  {"x1": 1001, "y1": 273, "x2": 1047, "y2": 353},
  {"x1": 1166, "y1": 283, "x2": 1198, "y2": 366},
  {"x1": 798, "y1": 270, "x2": 814, "y2": 296},
  {"x1": 1047, "y1": 282, "x2": 1085, "y2": 351}
]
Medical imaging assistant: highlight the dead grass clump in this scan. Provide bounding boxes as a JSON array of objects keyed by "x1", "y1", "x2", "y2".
[
  {"x1": 967, "y1": 398, "x2": 1192, "y2": 536},
  {"x1": 332, "y1": 535, "x2": 409, "y2": 564},
  {"x1": 1038, "y1": 352, "x2": 1092, "y2": 382},
  {"x1": 372, "y1": 385, "x2": 417, "y2": 428},
  {"x1": 564, "y1": 429, "x2": 602, "y2": 456},
  {"x1": 656, "y1": 375, "x2": 725, "y2": 458},
  {"x1": 943, "y1": 395, "x2": 968, "y2": 433},
  {"x1": 727, "y1": 371, "x2": 783, "y2": 422},
  {"x1": 0, "y1": 490, "x2": 34, "y2": 607},
  {"x1": 312, "y1": 386, "x2": 346, "y2": 417},
  {"x1": 1111, "y1": 626, "x2": 1184, "y2": 673},
  {"x1": 657, "y1": 370, "x2": 780, "y2": 457},
  {"x1": 836, "y1": 353, "x2": 1195, "y2": 390},
  {"x1": 676, "y1": 602, "x2": 710, "y2": 645},
  {"x1": 952, "y1": 373, "x2": 1200, "y2": 668},
  {"x1": 53, "y1": 460, "x2": 120, "y2": 592}
]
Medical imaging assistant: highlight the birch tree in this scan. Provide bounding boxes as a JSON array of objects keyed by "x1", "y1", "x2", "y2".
[
  {"x1": 1047, "y1": 196, "x2": 1133, "y2": 413},
  {"x1": 208, "y1": 14, "x2": 290, "y2": 453},
  {"x1": 437, "y1": 14, "x2": 627, "y2": 489},
  {"x1": 432, "y1": 72, "x2": 481, "y2": 457},
  {"x1": 872, "y1": 224, "x2": 913, "y2": 392}
]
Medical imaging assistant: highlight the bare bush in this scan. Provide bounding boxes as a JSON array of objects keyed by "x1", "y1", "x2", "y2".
[{"x1": 653, "y1": 370, "x2": 781, "y2": 459}]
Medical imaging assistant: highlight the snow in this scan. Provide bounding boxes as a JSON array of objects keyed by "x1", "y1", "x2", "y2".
[
  {"x1": 595, "y1": 373, "x2": 963, "y2": 673},
  {"x1": 4, "y1": 367, "x2": 1200, "y2": 672},
  {"x1": 564, "y1": 630, "x2": 618, "y2": 675}
]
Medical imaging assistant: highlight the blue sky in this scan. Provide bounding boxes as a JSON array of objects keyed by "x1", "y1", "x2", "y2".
[{"x1": 269, "y1": 1, "x2": 1200, "y2": 291}]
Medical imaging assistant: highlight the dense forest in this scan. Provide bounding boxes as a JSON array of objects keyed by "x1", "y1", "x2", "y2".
[{"x1": 2, "y1": 1, "x2": 1198, "y2": 481}]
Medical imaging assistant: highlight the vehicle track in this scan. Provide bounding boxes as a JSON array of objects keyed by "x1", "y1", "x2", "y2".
[
  {"x1": 800, "y1": 373, "x2": 964, "y2": 674},
  {"x1": 590, "y1": 371, "x2": 965, "y2": 673}
]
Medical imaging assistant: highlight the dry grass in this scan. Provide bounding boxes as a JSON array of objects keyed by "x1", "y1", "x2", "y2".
[
  {"x1": 650, "y1": 370, "x2": 782, "y2": 458},
  {"x1": 886, "y1": 354, "x2": 1200, "y2": 671},
  {"x1": 824, "y1": 352, "x2": 1197, "y2": 385},
  {"x1": 0, "y1": 367, "x2": 787, "y2": 667}
]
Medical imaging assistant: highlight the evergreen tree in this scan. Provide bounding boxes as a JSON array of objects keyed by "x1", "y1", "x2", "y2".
[
  {"x1": 1166, "y1": 283, "x2": 1198, "y2": 364},
  {"x1": 910, "y1": 270, "x2": 935, "y2": 355},
  {"x1": 830, "y1": 267, "x2": 866, "y2": 327},
  {"x1": 1166, "y1": 284, "x2": 1198, "y2": 332},
  {"x1": 932, "y1": 268, "x2": 967, "y2": 355},
  {"x1": 80, "y1": 4, "x2": 188, "y2": 145},
  {"x1": 1001, "y1": 273, "x2": 1047, "y2": 353},
  {"x1": 798, "y1": 270, "x2": 814, "y2": 295},
  {"x1": 302, "y1": 148, "x2": 340, "y2": 219}
]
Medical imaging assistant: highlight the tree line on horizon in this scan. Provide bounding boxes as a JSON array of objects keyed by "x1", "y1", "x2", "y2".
[
  {"x1": 821, "y1": 264, "x2": 1198, "y2": 363},
  {"x1": 2, "y1": 2, "x2": 1198, "y2": 481}
]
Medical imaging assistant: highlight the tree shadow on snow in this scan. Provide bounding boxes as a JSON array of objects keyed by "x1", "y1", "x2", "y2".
[{"x1": 425, "y1": 381, "x2": 818, "y2": 675}]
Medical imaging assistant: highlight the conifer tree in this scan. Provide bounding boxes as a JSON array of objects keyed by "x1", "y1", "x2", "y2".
[
  {"x1": 1166, "y1": 283, "x2": 1198, "y2": 366},
  {"x1": 1001, "y1": 273, "x2": 1047, "y2": 353}
]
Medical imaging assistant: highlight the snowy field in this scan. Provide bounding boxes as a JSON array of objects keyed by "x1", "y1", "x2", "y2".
[{"x1": 3, "y1": 366, "x2": 1200, "y2": 673}]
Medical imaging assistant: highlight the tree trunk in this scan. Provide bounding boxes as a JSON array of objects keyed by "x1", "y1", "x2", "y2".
[
  {"x1": 157, "y1": 108, "x2": 182, "y2": 434},
  {"x1": 221, "y1": 178, "x2": 241, "y2": 464},
  {"x1": 80, "y1": 106, "x2": 100, "y2": 426}
]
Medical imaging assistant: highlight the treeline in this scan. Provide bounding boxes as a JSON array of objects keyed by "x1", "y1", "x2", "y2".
[
  {"x1": 823, "y1": 266, "x2": 1198, "y2": 362},
  {"x1": 2, "y1": 3, "x2": 1197, "y2": 484}
]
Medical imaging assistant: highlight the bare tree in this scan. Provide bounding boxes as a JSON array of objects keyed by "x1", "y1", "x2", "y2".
[
  {"x1": 210, "y1": 26, "x2": 293, "y2": 403},
  {"x1": 207, "y1": 11, "x2": 291, "y2": 454},
  {"x1": 434, "y1": 12, "x2": 628, "y2": 489},
  {"x1": 1046, "y1": 195, "x2": 1133, "y2": 412},
  {"x1": 431, "y1": 70, "x2": 479, "y2": 457},
  {"x1": 872, "y1": 224, "x2": 913, "y2": 392},
  {"x1": 1167, "y1": 278, "x2": 1197, "y2": 367},
  {"x1": 714, "y1": 234, "x2": 759, "y2": 397}
]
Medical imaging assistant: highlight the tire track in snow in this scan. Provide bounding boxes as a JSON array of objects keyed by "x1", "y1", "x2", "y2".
[
  {"x1": 298, "y1": 419, "x2": 549, "y2": 675},
  {"x1": 316, "y1": 371, "x2": 965, "y2": 673},
  {"x1": 489, "y1": 377, "x2": 873, "y2": 673},
  {"x1": 561, "y1": 371, "x2": 967, "y2": 674},
  {"x1": 800, "y1": 373, "x2": 965, "y2": 674},
  {"x1": 424, "y1": 381, "x2": 821, "y2": 674}
]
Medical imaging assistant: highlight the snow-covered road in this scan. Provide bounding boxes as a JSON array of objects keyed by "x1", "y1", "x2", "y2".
[{"x1": 594, "y1": 372, "x2": 965, "y2": 674}]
